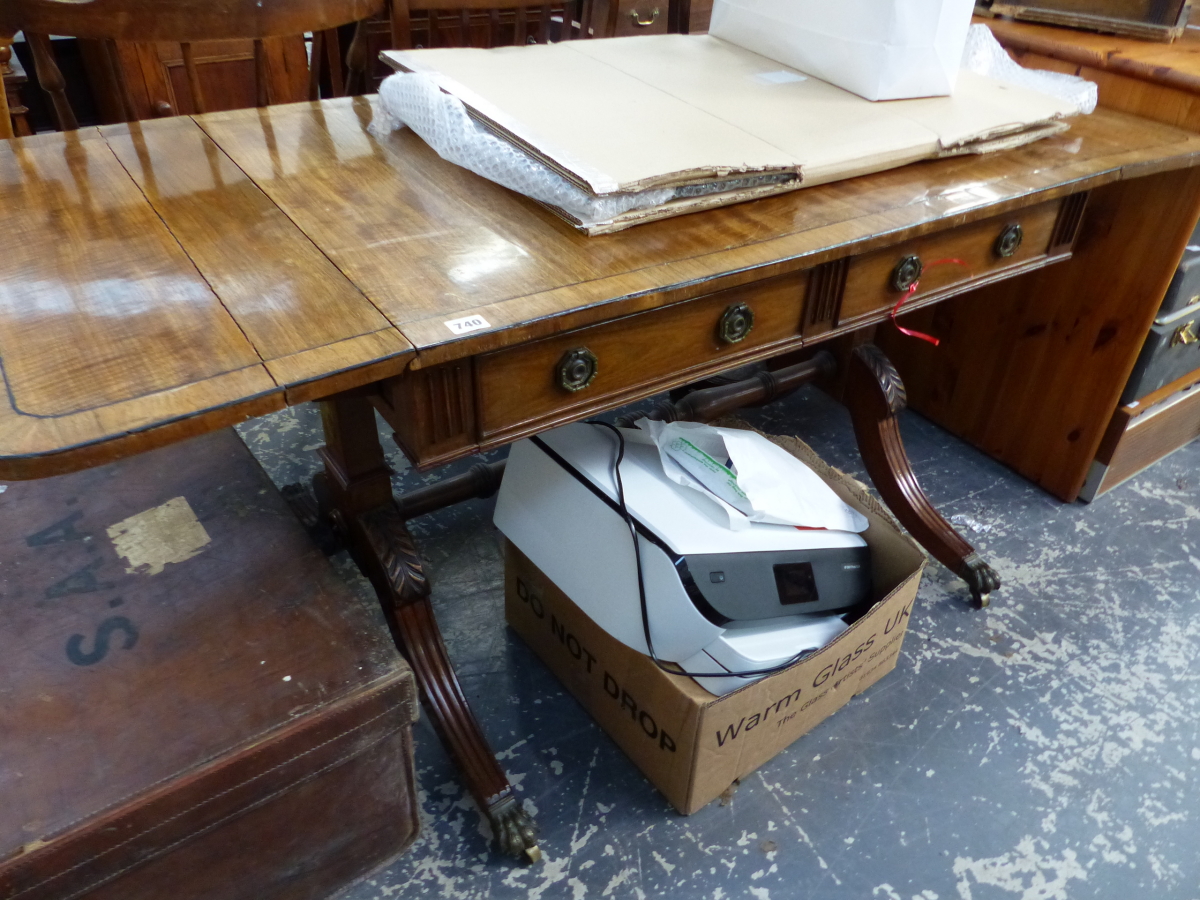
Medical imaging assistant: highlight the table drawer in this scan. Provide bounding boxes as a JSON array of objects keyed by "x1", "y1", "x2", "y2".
[
  {"x1": 475, "y1": 271, "x2": 808, "y2": 441},
  {"x1": 839, "y1": 196, "x2": 1073, "y2": 325},
  {"x1": 387, "y1": 190, "x2": 1089, "y2": 467}
]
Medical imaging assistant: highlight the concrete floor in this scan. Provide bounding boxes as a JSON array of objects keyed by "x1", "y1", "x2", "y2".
[{"x1": 236, "y1": 387, "x2": 1200, "y2": 900}]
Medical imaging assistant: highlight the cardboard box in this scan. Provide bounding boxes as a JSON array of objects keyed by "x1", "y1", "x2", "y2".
[{"x1": 504, "y1": 431, "x2": 926, "y2": 814}]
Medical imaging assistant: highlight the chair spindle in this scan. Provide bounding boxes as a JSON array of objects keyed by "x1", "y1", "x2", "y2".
[
  {"x1": 103, "y1": 40, "x2": 138, "y2": 121},
  {"x1": 307, "y1": 30, "x2": 324, "y2": 100},
  {"x1": 253, "y1": 38, "x2": 269, "y2": 107},
  {"x1": 324, "y1": 29, "x2": 345, "y2": 96},
  {"x1": 515, "y1": 5, "x2": 527, "y2": 44},
  {"x1": 27, "y1": 32, "x2": 77, "y2": 131},
  {"x1": 580, "y1": 0, "x2": 594, "y2": 37},
  {"x1": 346, "y1": 20, "x2": 369, "y2": 91},
  {"x1": 487, "y1": 8, "x2": 501, "y2": 47},
  {"x1": 393, "y1": 0, "x2": 415, "y2": 48},
  {"x1": 560, "y1": 0, "x2": 574, "y2": 40},
  {"x1": 180, "y1": 42, "x2": 208, "y2": 113}
]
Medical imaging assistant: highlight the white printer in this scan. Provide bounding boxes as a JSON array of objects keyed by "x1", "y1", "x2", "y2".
[{"x1": 494, "y1": 423, "x2": 872, "y2": 695}]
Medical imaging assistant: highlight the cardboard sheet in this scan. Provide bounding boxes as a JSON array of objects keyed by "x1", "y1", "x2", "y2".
[{"x1": 382, "y1": 34, "x2": 1076, "y2": 233}]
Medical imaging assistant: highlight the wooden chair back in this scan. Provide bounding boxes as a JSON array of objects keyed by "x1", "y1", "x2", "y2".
[
  {"x1": 0, "y1": 0, "x2": 398, "y2": 131},
  {"x1": 0, "y1": 37, "x2": 13, "y2": 140}
]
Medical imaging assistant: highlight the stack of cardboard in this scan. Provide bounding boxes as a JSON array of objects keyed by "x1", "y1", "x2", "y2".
[{"x1": 382, "y1": 32, "x2": 1077, "y2": 233}]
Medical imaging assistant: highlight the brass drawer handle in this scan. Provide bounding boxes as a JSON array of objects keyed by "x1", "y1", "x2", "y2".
[
  {"x1": 1171, "y1": 321, "x2": 1198, "y2": 347},
  {"x1": 629, "y1": 7, "x2": 660, "y2": 26},
  {"x1": 718, "y1": 302, "x2": 755, "y2": 344},
  {"x1": 994, "y1": 223, "x2": 1023, "y2": 258},
  {"x1": 557, "y1": 347, "x2": 598, "y2": 392},
  {"x1": 890, "y1": 255, "x2": 923, "y2": 292}
]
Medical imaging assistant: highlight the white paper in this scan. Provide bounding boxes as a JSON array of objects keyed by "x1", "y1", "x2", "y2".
[
  {"x1": 710, "y1": 0, "x2": 976, "y2": 101},
  {"x1": 444, "y1": 314, "x2": 492, "y2": 335},
  {"x1": 630, "y1": 420, "x2": 869, "y2": 533}
]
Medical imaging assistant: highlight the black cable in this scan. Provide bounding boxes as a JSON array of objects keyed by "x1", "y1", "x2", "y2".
[{"x1": 586, "y1": 420, "x2": 824, "y2": 682}]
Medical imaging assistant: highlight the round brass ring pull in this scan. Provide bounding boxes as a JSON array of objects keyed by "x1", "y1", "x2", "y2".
[
  {"x1": 629, "y1": 7, "x2": 660, "y2": 26},
  {"x1": 557, "y1": 347, "x2": 598, "y2": 392},
  {"x1": 890, "y1": 255, "x2": 923, "y2": 292},
  {"x1": 994, "y1": 223, "x2": 1023, "y2": 258},
  {"x1": 718, "y1": 302, "x2": 755, "y2": 344}
]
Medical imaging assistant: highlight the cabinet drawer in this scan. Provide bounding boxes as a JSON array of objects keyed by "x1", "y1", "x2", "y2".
[
  {"x1": 609, "y1": 0, "x2": 669, "y2": 35},
  {"x1": 839, "y1": 196, "x2": 1072, "y2": 325},
  {"x1": 1121, "y1": 305, "x2": 1200, "y2": 405},
  {"x1": 1084, "y1": 377, "x2": 1200, "y2": 499},
  {"x1": 475, "y1": 271, "x2": 808, "y2": 442}
]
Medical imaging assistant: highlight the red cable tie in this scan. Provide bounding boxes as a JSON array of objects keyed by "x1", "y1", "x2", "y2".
[{"x1": 889, "y1": 257, "x2": 971, "y2": 347}]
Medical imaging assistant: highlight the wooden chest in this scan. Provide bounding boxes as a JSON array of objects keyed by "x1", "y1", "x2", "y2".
[{"x1": 0, "y1": 430, "x2": 420, "y2": 900}]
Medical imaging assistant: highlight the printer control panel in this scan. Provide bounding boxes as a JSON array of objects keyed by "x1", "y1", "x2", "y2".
[
  {"x1": 774, "y1": 561, "x2": 820, "y2": 606},
  {"x1": 685, "y1": 546, "x2": 871, "y2": 622}
]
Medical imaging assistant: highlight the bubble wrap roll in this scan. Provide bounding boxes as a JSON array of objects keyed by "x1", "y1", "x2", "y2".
[{"x1": 961, "y1": 23, "x2": 1097, "y2": 114}]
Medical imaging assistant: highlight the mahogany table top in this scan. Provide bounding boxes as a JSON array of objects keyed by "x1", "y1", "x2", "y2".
[{"x1": 3, "y1": 95, "x2": 1200, "y2": 479}]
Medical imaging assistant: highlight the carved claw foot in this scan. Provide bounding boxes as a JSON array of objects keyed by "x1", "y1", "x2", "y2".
[
  {"x1": 489, "y1": 794, "x2": 541, "y2": 863},
  {"x1": 957, "y1": 553, "x2": 1001, "y2": 609}
]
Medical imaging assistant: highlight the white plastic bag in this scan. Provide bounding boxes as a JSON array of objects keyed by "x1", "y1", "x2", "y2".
[
  {"x1": 629, "y1": 420, "x2": 869, "y2": 533},
  {"x1": 709, "y1": 0, "x2": 976, "y2": 101}
]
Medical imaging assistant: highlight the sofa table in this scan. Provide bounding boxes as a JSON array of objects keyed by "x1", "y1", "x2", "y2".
[{"x1": 3, "y1": 96, "x2": 1200, "y2": 856}]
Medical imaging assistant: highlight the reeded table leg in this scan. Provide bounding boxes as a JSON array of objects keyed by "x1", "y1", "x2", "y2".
[
  {"x1": 315, "y1": 391, "x2": 540, "y2": 862},
  {"x1": 845, "y1": 345, "x2": 1001, "y2": 608}
]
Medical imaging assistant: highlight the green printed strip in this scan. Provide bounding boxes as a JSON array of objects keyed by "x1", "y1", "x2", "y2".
[{"x1": 667, "y1": 437, "x2": 749, "y2": 502}]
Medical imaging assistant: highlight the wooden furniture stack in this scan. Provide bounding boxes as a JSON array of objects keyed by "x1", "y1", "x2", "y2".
[
  {"x1": 2, "y1": 0, "x2": 705, "y2": 129},
  {"x1": 0, "y1": 1, "x2": 715, "y2": 133},
  {"x1": 1, "y1": 38, "x2": 31, "y2": 139},
  {"x1": 879, "y1": 16, "x2": 1200, "y2": 500},
  {"x1": 79, "y1": 35, "x2": 315, "y2": 121},
  {"x1": 592, "y1": 0, "x2": 713, "y2": 36},
  {"x1": 387, "y1": 0, "x2": 712, "y2": 47},
  {"x1": 346, "y1": 0, "x2": 705, "y2": 95},
  {"x1": 976, "y1": 0, "x2": 1192, "y2": 41},
  {"x1": 0, "y1": 0, "x2": 399, "y2": 131}
]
